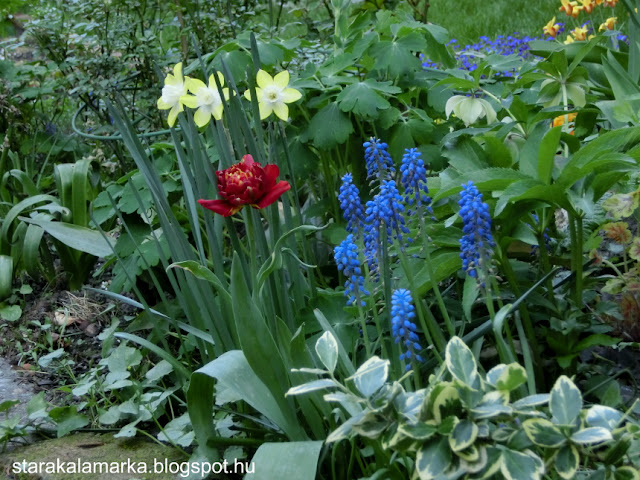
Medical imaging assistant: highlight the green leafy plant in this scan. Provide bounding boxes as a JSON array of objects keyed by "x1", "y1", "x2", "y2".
[{"x1": 289, "y1": 334, "x2": 640, "y2": 480}]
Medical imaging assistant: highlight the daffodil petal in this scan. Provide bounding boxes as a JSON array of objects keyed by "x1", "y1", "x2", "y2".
[
  {"x1": 186, "y1": 78, "x2": 206, "y2": 93},
  {"x1": 173, "y1": 62, "x2": 183, "y2": 78},
  {"x1": 157, "y1": 97, "x2": 171, "y2": 110},
  {"x1": 273, "y1": 70, "x2": 290, "y2": 88},
  {"x1": 244, "y1": 90, "x2": 254, "y2": 102},
  {"x1": 222, "y1": 88, "x2": 231, "y2": 101},
  {"x1": 165, "y1": 74, "x2": 182, "y2": 87},
  {"x1": 259, "y1": 102, "x2": 273, "y2": 120},
  {"x1": 213, "y1": 71, "x2": 225, "y2": 87},
  {"x1": 213, "y1": 104, "x2": 224, "y2": 121},
  {"x1": 256, "y1": 70, "x2": 272, "y2": 89},
  {"x1": 167, "y1": 106, "x2": 181, "y2": 127},
  {"x1": 180, "y1": 94, "x2": 198, "y2": 109},
  {"x1": 193, "y1": 108, "x2": 211, "y2": 127},
  {"x1": 282, "y1": 88, "x2": 301, "y2": 103},
  {"x1": 272, "y1": 102, "x2": 289, "y2": 121}
]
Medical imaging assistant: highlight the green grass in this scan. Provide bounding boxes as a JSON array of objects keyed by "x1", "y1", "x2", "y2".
[{"x1": 428, "y1": 0, "x2": 558, "y2": 45}]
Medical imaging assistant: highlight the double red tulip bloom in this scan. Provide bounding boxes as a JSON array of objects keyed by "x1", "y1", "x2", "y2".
[{"x1": 198, "y1": 154, "x2": 291, "y2": 217}]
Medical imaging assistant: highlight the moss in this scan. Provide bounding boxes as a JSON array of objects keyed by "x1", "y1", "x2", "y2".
[{"x1": 0, "y1": 433, "x2": 186, "y2": 480}]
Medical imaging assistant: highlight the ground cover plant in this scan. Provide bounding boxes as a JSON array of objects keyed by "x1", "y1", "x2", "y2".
[{"x1": 1, "y1": 0, "x2": 640, "y2": 478}]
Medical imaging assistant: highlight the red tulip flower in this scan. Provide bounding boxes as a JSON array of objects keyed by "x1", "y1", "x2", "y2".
[{"x1": 198, "y1": 154, "x2": 291, "y2": 217}]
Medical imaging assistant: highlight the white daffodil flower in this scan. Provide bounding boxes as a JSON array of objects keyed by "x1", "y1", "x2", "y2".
[
  {"x1": 157, "y1": 63, "x2": 188, "y2": 127},
  {"x1": 180, "y1": 72, "x2": 230, "y2": 127},
  {"x1": 244, "y1": 70, "x2": 302, "y2": 121}
]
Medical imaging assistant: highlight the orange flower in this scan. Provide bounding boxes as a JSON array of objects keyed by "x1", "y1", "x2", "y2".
[
  {"x1": 602, "y1": 222, "x2": 632, "y2": 244},
  {"x1": 544, "y1": 16, "x2": 562, "y2": 37},
  {"x1": 599, "y1": 17, "x2": 617, "y2": 30},
  {"x1": 559, "y1": 0, "x2": 579, "y2": 15},
  {"x1": 579, "y1": 0, "x2": 595, "y2": 13},
  {"x1": 551, "y1": 112, "x2": 577, "y2": 134},
  {"x1": 604, "y1": 0, "x2": 618, "y2": 6}
]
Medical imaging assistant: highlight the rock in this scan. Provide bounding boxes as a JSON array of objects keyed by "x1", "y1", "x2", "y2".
[{"x1": 0, "y1": 432, "x2": 187, "y2": 480}]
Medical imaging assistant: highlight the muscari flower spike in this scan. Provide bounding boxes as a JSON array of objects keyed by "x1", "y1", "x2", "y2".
[
  {"x1": 400, "y1": 148, "x2": 433, "y2": 215},
  {"x1": 458, "y1": 181, "x2": 495, "y2": 282},
  {"x1": 334, "y1": 235, "x2": 369, "y2": 307},
  {"x1": 363, "y1": 180, "x2": 411, "y2": 273},
  {"x1": 339, "y1": 173, "x2": 365, "y2": 235},
  {"x1": 363, "y1": 138, "x2": 395, "y2": 181},
  {"x1": 391, "y1": 289, "x2": 424, "y2": 371}
]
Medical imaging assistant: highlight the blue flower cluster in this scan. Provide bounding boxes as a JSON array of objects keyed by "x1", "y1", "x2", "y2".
[
  {"x1": 391, "y1": 289, "x2": 424, "y2": 370},
  {"x1": 459, "y1": 181, "x2": 495, "y2": 281},
  {"x1": 334, "y1": 234, "x2": 369, "y2": 307},
  {"x1": 339, "y1": 173, "x2": 365, "y2": 235},
  {"x1": 421, "y1": 31, "x2": 557, "y2": 77},
  {"x1": 400, "y1": 148, "x2": 432, "y2": 215},
  {"x1": 364, "y1": 137, "x2": 395, "y2": 180},
  {"x1": 363, "y1": 180, "x2": 411, "y2": 271}
]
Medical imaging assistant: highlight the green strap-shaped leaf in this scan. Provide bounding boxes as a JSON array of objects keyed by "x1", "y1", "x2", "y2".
[
  {"x1": 20, "y1": 217, "x2": 114, "y2": 258},
  {"x1": 245, "y1": 441, "x2": 324, "y2": 480},
  {"x1": 230, "y1": 253, "x2": 306, "y2": 440}
]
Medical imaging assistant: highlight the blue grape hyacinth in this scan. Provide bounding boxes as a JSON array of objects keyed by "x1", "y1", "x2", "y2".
[
  {"x1": 391, "y1": 289, "x2": 424, "y2": 370},
  {"x1": 458, "y1": 181, "x2": 495, "y2": 282},
  {"x1": 400, "y1": 148, "x2": 433, "y2": 215},
  {"x1": 363, "y1": 137, "x2": 395, "y2": 180},
  {"x1": 334, "y1": 234, "x2": 369, "y2": 306},
  {"x1": 339, "y1": 173, "x2": 365, "y2": 235},
  {"x1": 363, "y1": 180, "x2": 411, "y2": 273}
]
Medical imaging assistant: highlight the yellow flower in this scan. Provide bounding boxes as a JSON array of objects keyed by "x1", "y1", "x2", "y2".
[
  {"x1": 599, "y1": 16, "x2": 617, "y2": 31},
  {"x1": 560, "y1": 0, "x2": 581, "y2": 16},
  {"x1": 579, "y1": 0, "x2": 595, "y2": 13},
  {"x1": 571, "y1": 26, "x2": 589, "y2": 40},
  {"x1": 180, "y1": 72, "x2": 230, "y2": 127},
  {"x1": 544, "y1": 16, "x2": 561, "y2": 37},
  {"x1": 244, "y1": 70, "x2": 302, "y2": 121},
  {"x1": 157, "y1": 63, "x2": 188, "y2": 127},
  {"x1": 564, "y1": 34, "x2": 575, "y2": 44}
]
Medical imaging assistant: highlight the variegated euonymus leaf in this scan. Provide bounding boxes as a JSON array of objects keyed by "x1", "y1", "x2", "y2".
[
  {"x1": 512, "y1": 394, "x2": 550, "y2": 410},
  {"x1": 554, "y1": 444, "x2": 579, "y2": 480},
  {"x1": 315, "y1": 331, "x2": 338, "y2": 373},
  {"x1": 486, "y1": 363, "x2": 527, "y2": 391},
  {"x1": 449, "y1": 419, "x2": 478, "y2": 452},
  {"x1": 500, "y1": 449, "x2": 544, "y2": 480},
  {"x1": 427, "y1": 383, "x2": 462, "y2": 424},
  {"x1": 570, "y1": 427, "x2": 613, "y2": 445},
  {"x1": 550, "y1": 375, "x2": 582, "y2": 425},
  {"x1": 286, "y1": 379, "x2": 340, "y2": 396},
  {"x1": 522, "y1": 418, "x2": 567, "y2": 448},
  {"x1": 446, "y1": 336, "x2": 480, "y2": 389},
  {"x1": 471, "y1": 391, "x2": 511, "y2": 419},
  {"x1": 348, "y1": 356, "x2": 389, "y2": 398},
  {"x1": 416, "y1": 437, "x2": 452, "y2": 480},
  {"x1": 586, "y1": 405, "x2": 623, "y2": 430},
  {"x1": 352, "y1": 411, "x2": 390, "y2": 439},
  {"x1": 496, "y1": 363, "x2": 527, "y2": 391}
]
